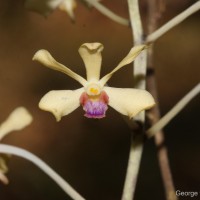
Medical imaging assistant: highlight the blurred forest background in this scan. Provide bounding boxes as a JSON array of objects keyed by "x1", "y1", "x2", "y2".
[{"x1": 0, "y1": 0, "x2": 199, "y2": 199}]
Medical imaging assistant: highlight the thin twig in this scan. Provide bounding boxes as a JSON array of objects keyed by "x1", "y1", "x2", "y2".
[
  {"x1": 146, "y1": 0, "x2": 200, "y2": 43},
  {"x1": 83, "y1": 0, "x2": 129, "y2": 26},
  {"x1": 147, "y1": 83, "x2": 200, "y2": 137},
  {"x1": 122, "y1": 0, "x2": 146, "y2": 199},
  {"x1": 0, "y1": 144, "x2": 85, "y2": 200}
]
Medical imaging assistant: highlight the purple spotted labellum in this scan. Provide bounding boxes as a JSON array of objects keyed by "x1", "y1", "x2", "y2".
[{"x1": 80, "y1": 91, "x2": 109, "y2": 118}]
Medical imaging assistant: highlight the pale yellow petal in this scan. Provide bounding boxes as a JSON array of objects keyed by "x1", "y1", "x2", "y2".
[
  {"x1": 0, "y1": 172, "x2": 9, "y2": 185},
  {"x1": 0, "y1": 156, "x2": 8, "y2": 173},
  {"x1": 0, "y1": 155, "x2": 9, "y2": 184},
  {"x1": 78, "y1": 43, "x2": 104, "y2": 82},
  {"x1": 25, "y1": 0, "x2": 63, "y2": 16},
  {"x1": 100, "y1": 45, "x2": 147, "y2": 85},
  {"x1": 39, "y1": 88, "x2": 84, "y2": 121},
  {"x1": 0, "y1": 107, "x2": 33, "y2": 141},
  {"x1": 33, "y1": 49, "x2": 87, "y2": 86},
  {"x1": 59, "y1": 0, "x2": 76, "y2": 20},
  {"x1": 104, "y1": 87, "x2": 155, "y2": 118}
]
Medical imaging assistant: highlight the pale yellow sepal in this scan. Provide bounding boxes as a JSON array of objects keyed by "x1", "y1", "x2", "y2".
[
  {"x1": 25, "y1": 0, "x2": 77, "y2": 19},
  {"x1": 33, "y1": 49, "x2": 87, "y2": 86},
  {"x1": 39, "y1": 88, "x2": 84, "y2": 121},
  {"x1": 59, "y1": 0, "x2": 77, "y2": 20},
  {"x1": 0, "y1": 107, "x2": 33, "y2": 141},
  {"x1": 0, "y1": 157, "x2": 8, "y2": 174},
  {"x1": 104, "y1": 87, "x2": 155, "y2": 118},
  {"x1": 100, "y1": 45, "x2": 147, "y2": 85},
  {"x1": 78, "y1": 43, "x2": 104, "y2": 82},
  {"x1": 0, "y1": 172, "x2": 9, "y2": 185},
  {"x1": 0, "y1": 155, "x2": 9, "y2": 184}
]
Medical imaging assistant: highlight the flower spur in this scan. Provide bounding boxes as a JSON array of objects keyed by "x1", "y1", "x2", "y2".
[{"x1": 33, "y1": 43, "x2": 155, "y2": 121}]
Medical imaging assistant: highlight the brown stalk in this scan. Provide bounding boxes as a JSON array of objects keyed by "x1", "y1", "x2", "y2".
[{"x1": 147, "y1": 0, "x2": 177, "y2": 199}]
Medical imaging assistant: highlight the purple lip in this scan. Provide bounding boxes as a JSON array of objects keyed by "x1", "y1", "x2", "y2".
[
  {"x1": 83, "y1": 101, "x2": 108, "y2": 118},
  {"x1": 80, "y1": 91, "x2": 109, "y2": 119}
]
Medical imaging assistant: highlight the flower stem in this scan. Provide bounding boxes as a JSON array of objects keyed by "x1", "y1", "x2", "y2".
[
  {"x1": 122, "y1": 0, "x2": 146, "y2": 199},
  {"x1": 146, "y1": 1, "x2": 200, "y2": 43},
  {"x1": 121, "y1": 133, "x2": 144, "y2": 200},
  {"x1": 147, "y1": 83, "x2": 200, "y2": 138},
  {"x1": 83, "y1": 0, "x2": 129, "y2": 26},
  {"x1": 0, "y1": 144, "x2": 85, "y2": 200}
]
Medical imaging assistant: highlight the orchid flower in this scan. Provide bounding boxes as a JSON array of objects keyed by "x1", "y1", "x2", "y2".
[
  {"x1": 0, "y1": 107, "x2": 33, "y2": 184},
  {"x1": 33, "y1": 43, "x2": 155, "y2": 121}
]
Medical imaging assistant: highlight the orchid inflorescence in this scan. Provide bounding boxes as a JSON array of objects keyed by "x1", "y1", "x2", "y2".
[{"x1": 33, "y1": 42, "x2": 155, "y2": 121}]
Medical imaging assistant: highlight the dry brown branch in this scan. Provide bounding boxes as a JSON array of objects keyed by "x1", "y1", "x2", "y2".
[{"x1": 146, "y1": 1, "x2": 177, "y2": 199}]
